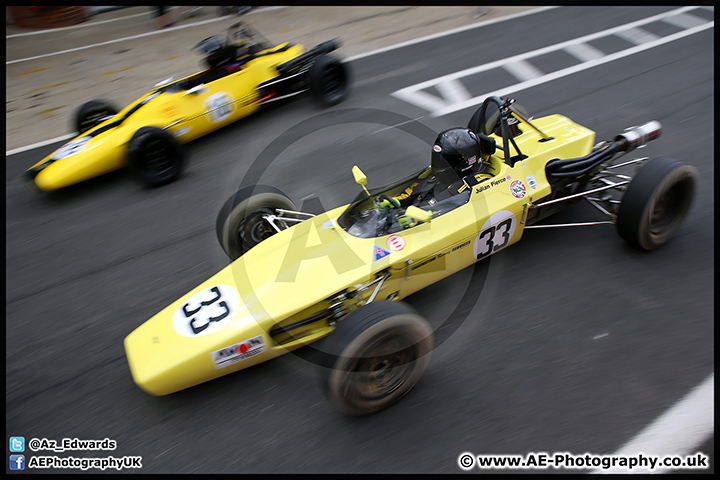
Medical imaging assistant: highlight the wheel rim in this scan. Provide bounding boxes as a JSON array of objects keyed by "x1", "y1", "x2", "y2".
[
  {"x1": 143, "y1": 138, "x2": 174, "y2": 177},
  {"x1": 239, "y1": 208, "x2": 278, "y2": 249},
  {"x1": 349, "y1": 334, "x2": 417, "y2": 401},
  {"x1": 649, "y1": 179, "x2": 691, "y2": 235}
]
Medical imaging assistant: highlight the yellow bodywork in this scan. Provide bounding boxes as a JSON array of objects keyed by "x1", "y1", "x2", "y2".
[
  {"x1": 124, "y1": 113, "x2": 596, "y2": 396},
  {"x1": 26, "y1": 43, "x2": 305, "y2": 191}
]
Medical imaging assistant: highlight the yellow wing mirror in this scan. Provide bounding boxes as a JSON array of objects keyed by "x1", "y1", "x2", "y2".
[
  {"x1": 405, "y1": 205, "x2": 432, "y2": 224},
  {"x1": 352, "y1": 165, "x2": 370, "y2": 196}
]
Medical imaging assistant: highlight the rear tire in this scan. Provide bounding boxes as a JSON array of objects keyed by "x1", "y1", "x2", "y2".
[
  {"x1": 126, "y1": 127, "x2": 185, "y2": 187},
  {"x1": 74, "y1": 99, "x2": 118, "y2": 134},
  {"x1": 319, "y1": 300, "x2": 433, "y2": 415},
  {"x1": 616, "y1": 156, "x2": 697, "y2": 250},
  {"x1": 216, "y1": 185, "x2": 297, "y2": 260},
  {"x1": 308, "y1": 54, "x2": 349, "y2": 106}
]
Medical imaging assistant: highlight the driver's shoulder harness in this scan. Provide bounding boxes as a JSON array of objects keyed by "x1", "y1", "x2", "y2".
[{"x1": 395, "y1": 172, "x2": 492, "y2": 207}]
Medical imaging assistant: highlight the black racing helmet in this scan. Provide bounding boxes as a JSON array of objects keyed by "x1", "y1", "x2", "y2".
[
  {"x1": 193, "y1": 35, "x2": 237, "y2": 69},
  {"x1": 431, "y1": 128, "x2": 482, "y2": 183}
]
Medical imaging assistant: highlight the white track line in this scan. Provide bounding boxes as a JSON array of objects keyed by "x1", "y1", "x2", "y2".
[
  {"x1": 6, "y1": 135, "x2": 75, "y2": 157},
  {"x1": 345, "y1": 7, "x2": 558, "y2": 62},
  {"x1": 593, "y1": 373, "x2": 714, "y2": 474},
  {"x1": 394, "y1": 6, "x2": 701, "y2": 92},
  {"x1": 431, "y1": 21, "x2": 713, "y2": 117},
  {"x1": 6, "y1": 10, "x2": 153, "y2": 38}
]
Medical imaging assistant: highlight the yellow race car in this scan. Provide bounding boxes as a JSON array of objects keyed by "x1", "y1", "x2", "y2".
[
  {"x1": 23, "y1": 21, "x2": 349, "y2": 192},
  {"x1": 124, "y1": 96, "x2": 697, "y2": 415}
]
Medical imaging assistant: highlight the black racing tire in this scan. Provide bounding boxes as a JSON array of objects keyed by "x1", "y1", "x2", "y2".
[
  {"x1": 616, "y1": 156, "x2": 698, "y2": 250},
  {"x1": 319, "y1": 300, "x2": 433, "y2": 416},
  {"x1": 74, "y1": 99, "x2": 118, "y2": 134},
  {"x1": 308, "y1": 54, "x2": 350, "y2": 107},
  {"x1": 126, "y1": 127, "x2": 185, "y2": 187},
  {"x1": 215, "y1": 185, "x2": 297, "y2": 260},
  {"x1": 467, "y1": 102, "x2": 529, "y2": 136}
]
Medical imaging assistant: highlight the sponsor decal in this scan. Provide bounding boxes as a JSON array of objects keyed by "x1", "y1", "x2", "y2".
[
  {"x1": 161, "y1": 103, "x2": 177, "y2": 115},
  {"x1": 373, "y1": 245, "x2": 391, "y2": 261},
  {"x1": 506, "y1": 175, "x2": 512, "y2": 180},
  {"x1": 452, "y1": 240, "x2": 471, "y2": 253},
  {"x1": 468, "y1": 155, "x2": 477, "y2": 165},
  {"x1": 526, "y1": 174, "x2": 537, "y2": 190},
  {"x1": 510, "y1": 180, "x2": 526, "y2": 199},
  {"x1": 211, "y1": 335, "x2": 266, "y2": 369},
  {"x1": 322, "y1": 219, "x2": 335, "y2": 229},
  {"x1": 386, "y1": 234, "x2": 406, "y2": 251},
  {"x1": 205, "y1": 92, "x2": 234, "y2": 122},
  {"x1": 475, "y1": 175, "x2": 509, "y2": 194},
  {"x1": 172, "y1": 284, "x2": 240, "y2": 337},
  {"x1": 412, "y1": 240, "x2": 465, "y2": 271},
  {"x1": 433, "y1": 145, "x2": 442, "y2": 152},
  {"x1": 412, "y1": 254, "x2": 440, "y2": 271},
  {"x1": 473, "y1": 211, "x2": 517, "y2": 260}
]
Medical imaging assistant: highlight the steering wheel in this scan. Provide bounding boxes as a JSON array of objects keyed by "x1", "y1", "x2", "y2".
[{"x1": 375, "y1": 194, "x2": 400, "y2": 209}]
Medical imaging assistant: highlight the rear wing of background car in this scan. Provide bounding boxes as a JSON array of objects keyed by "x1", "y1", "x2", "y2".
[{"x1": 275, "y1": 39, "x2": 341, "y2": 75}]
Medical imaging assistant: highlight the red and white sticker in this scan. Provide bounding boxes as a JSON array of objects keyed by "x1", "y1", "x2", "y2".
[
  {"x1": 211, "y1": 335, "x2": 266, "y2": 369},
  {"x1": 172, "y1": 284, "x2": 240, "y2": 337},
  {"x1": 510, "y1": 180, "x2": 526, "y2": 199},
  {"x1": 386, "y1": 234, "x2": 406, "y2": 251}
]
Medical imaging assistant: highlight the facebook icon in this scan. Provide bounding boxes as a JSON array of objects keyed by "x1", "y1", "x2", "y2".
[{"x1": 10, "y1": 454, "x2": 25, "y2": 470}]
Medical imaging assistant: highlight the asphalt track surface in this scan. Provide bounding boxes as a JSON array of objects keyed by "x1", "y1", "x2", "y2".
[{"x1": 6, "y1": 6, "x2": 714, "y2": 474}]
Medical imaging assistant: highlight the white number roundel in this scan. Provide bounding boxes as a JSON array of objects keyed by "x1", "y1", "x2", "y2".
[
  {"x1": 204, "y1": 92, "x2": 234, "y2": 122},
  {"x1": 172, "y1": 284, "x2": 240, "y2": 337},
  {"x1": 473, "y1": 210, "x2": 517, "y2": 260}
]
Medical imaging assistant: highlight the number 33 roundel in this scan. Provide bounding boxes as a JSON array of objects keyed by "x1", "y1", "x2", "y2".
[
  {"x1": 172, "y1": 284, "x2": 241, "y2": 337},
  {"x1": 473, "y1": 211, "x2": 517, "y2": 260}
]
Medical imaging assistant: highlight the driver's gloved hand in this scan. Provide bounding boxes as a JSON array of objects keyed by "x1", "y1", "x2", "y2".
[{"x1": 398, "y1": 216, "x2": 416, "y2": 228}]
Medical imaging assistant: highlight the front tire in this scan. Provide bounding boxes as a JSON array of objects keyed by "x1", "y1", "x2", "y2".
[
  {"x1": 308, "y1": 54, "x2": 349, "y2": 107},
  {"x1": 126, "y1": 127, "x2": 185, "y2": 187},
  {"x1": 74, "y1": 99, "x2": 118, "y2": 134},
  {"x1": 616, "y1": 156, "x2": 698, "y2": 250},
  {"x1": 216, "y1": 185, "x2": 297, "y2": 260},
  {"x1": 320, "y1": 300, "x2": 433, "y2": 415}
]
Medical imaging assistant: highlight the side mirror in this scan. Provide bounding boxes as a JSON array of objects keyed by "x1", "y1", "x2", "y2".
[
  {"x1": 405, "y1": 205, "x2": 432, "y2": 224},
  {"x1": 352, "y1": 165, "x2": 367, "y2": 185},
  {"x1": 352, "y1": 165, "x2": 370, "y2": 196}
]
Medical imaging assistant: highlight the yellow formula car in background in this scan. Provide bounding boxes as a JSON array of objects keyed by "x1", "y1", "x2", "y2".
[
  {"x1": 124, "y1": 96, "x2": 697, "y2": 415},
  {"x1": 23, "y1": 21, "x2": 349, "y2": 192}
]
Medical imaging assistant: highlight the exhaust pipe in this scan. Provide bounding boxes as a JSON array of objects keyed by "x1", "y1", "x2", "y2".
[{"x1": 614, "y1": 121, "x2": 662, "y2": 152}]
